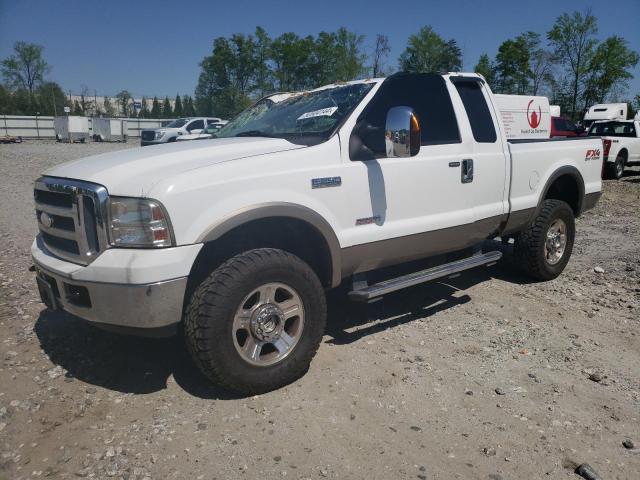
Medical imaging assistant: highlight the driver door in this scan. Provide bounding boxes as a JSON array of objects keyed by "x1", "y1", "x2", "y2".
[{"x1": 336, "y1": 74, "x2": 475, "y2": 272}]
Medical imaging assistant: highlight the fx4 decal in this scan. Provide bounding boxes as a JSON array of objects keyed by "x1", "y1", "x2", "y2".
[{"x1": 585, "y1": 149, "x2": 601, "y2": 161}]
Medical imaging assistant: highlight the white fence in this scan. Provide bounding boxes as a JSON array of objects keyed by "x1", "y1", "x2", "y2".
[{"x1": 0, "y1": 115, "x2": 176, "y2": 139}]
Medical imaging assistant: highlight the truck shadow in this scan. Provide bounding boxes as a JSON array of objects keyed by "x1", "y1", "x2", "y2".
[
  {"x1": 325, "y1": 256, "x2": 530, "y2": 345},
  {"x1": 34, "y1": 309, "x2": 238, "y2": 400},
  {"x1": 34, "y1": 244, "x2": 532, "y2": 399}
]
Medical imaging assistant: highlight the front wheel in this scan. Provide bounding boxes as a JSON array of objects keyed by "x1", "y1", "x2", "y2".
[
  {"x1": 184, "y1": 248, "x2": 326, "y2": 395},
  {"x1": 514, "y1": 199, "x2": 575, "y2": 281},
  {"x1": 605, "y1": 154, "x2": 625, "y2": 180}
]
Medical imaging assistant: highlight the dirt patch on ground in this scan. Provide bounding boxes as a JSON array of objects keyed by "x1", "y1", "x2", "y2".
[{"x1": 1, "y1": 141, "x2": 639, "y2": 479}]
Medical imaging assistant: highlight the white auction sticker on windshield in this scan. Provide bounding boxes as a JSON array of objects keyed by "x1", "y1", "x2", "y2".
[{"x1": 297, "y1": 106, "x2": 338, "y2": 121}]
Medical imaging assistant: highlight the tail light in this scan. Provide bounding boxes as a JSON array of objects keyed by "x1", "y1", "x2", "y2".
[{"x1": 603, "y1": 139, "x2": 611, "y2": 160}]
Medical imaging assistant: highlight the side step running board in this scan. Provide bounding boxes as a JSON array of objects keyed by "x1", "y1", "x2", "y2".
[{"x1": 348, "y1": 251, "x2": 502, "y2": 302}]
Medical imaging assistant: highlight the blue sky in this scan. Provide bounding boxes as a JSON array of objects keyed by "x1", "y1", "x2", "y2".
[{"x1": 1, "y1": 0, "x2": 639, "y2": 99}]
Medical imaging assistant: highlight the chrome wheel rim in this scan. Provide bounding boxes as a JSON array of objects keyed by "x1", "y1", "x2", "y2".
[
  {"x1": 544, "y1": 219, "x2": 567, "y2": 265},
  {"x1": 232, "y1": 282, "x2": 304, "y2": 366},
  {"x1": 616, "y1": 159, "x2": 623, "y2": 177}
]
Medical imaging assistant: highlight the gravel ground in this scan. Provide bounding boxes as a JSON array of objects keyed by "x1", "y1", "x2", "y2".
[{"x1": 1, "y1": 140, "x2": 639, "y2": 480}]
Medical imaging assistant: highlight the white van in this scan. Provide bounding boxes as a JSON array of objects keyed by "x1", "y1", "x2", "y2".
[
  {"x1": 494, "y1": 94, "x2": 551, "y2": 139},
  {"x1": 584, "y1": 103, "x2": 627, "y2": 129}
]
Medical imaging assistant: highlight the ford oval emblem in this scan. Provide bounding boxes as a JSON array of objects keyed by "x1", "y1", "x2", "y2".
[{"x1": 40, "y1": 212, "x2": 53, "y2": 228}]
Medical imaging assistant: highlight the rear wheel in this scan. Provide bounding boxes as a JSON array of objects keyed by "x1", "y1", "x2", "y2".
[
  {"x1": 184, "y1": 248, "x2": 326, "y2": 395},
  {"x1": 514, "y1": 199, "x2": 575, "y2": 281}
]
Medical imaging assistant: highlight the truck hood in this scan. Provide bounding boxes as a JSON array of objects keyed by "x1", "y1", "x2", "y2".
[{"x1": 43, "y1": 137, "x2": 306, "y2": 196}]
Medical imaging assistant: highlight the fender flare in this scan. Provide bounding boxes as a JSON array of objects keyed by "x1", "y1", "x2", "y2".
[
  {"x1": 537, "y1": 165, "x2": 585, "y2": 216},
  {"x1": 197, "y1": 202, "x2": 342, "y2": 287}
]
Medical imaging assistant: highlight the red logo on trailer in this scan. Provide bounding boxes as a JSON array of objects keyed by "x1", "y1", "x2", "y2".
[{"x1": 527, "y1": 99, "x2": 542, "y2": 128}]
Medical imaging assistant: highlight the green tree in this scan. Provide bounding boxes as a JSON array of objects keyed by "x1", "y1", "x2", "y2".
[
  {"x1": 333, "y1": 27, "x2": 366, "y2": 81},
  {"x1": 547, "y1": 10, "x2": 598, "y2": 119},
  {"x1": 138, "y1": 96, "x2": 149, "y2": 118},
  {"x1": 626, "y1": 94, "x2": 638, "y2": 119},
  {"x1": 1, "y1": 41, "x2": 49, "y2": 95},
  {"x1": 583, "y1": 36, "x2": 639, "y2": 107},
  {"x1": 371, "y1": 34, "x2": 391, "y2": 77},
  {"x1": 174, "y1": 94, "x2": 183, "y2": 117},
  {"x1": 184, "y1": 95, "x2": 196, "y2": 117},
  {"x1": 632, "y1": 93, "x2": 640, "y2": 117},
  {"x1": 150, "y1": 96, "x2": 161, "y2": 117},
  {"x1": 254, "y1": 26, "x2": 273, "y2": 96},
  {"x1": 183, "y1": 95, "x2": 196, "y2": 117},
  {"x1": 270, "y1": 32, "x2": 316, "y2": 91},
  {"x1": 308, "y1": 27, "x2": 366, "y2": 85},
  {"x1": 79, "y1": 86, "x2": 95, "y2": 116},
  {"x1": 474, "y1": 53, "x2": 496, "y2": 87},
  {"x1": 115, "y1": 90, "x2": 132, "y2": 117},
  {"x1": 522, "y1": 32, "x2": 553, "y2": 95},
  {"x1": 11, "y1": 89, "x2": 35, "y2": 115},
  {"x1": 399, "y1": 26, "x2": 461, "y2": 73},
  {"x1": 195, "y1": 34, "x2": 258, "y2": 117},
  {"x1": 103, "y1": 96, "x2": 116, "y2": 117},
  {"x1": 161, "y1": 96, "x2": 172, "y2": 118},
  {"x1": 195, "y1": 26, "x2": 368, "y2": 118},
  {"x1": 35, "y1": 81, "x2": 66, "y2": 116},
  {"x1": 72, "y1": 99, "x2": 83, "y2": 115},
  {"x1": 0, "y1": 84, "x2": 14, "y2": 114},
  {"x1": 495, "y1": 36, "x2": 530, "y2": 94}
]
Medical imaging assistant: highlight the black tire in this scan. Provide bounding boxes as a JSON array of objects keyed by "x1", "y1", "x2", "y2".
[
  {"x1": 514, "y1": 199, "x2": 575, "y2": 281},
  {"x1": 184, "y1": 248, "x2": 326, "y2": 395},
  {"x1": 605, "y1": 153, "x2": 626, "y2": 180}
]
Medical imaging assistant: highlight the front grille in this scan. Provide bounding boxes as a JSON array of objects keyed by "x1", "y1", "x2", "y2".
[
  {"x1": 141, "y1": 131, "x2": 155, "y2": 141},
  {"x1": 34, "y1": 177, "x2": 109, "y2": 265}
]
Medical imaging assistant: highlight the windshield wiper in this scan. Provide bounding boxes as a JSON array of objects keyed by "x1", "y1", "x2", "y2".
[{"x1": 235, "y1": 130, "x2": 280, "y2": 138}]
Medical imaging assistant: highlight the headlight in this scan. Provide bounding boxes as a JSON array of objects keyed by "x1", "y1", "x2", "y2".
[
  {"x1": 109, "y1": 197, "x2": 173, "y2": 248},
  {"x1": 155, "y1": 130, "x2": 166, "y2": 140}
]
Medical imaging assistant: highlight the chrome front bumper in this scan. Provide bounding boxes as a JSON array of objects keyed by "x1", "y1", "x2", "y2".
[
  {"x1": 34, "y1": 262, "x2": 187, "y2": 330},
  {"x1": 31, "y1": 236, "x2": 202, "y2": 333}
]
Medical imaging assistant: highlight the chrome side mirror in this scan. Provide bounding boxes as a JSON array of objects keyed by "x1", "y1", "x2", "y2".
[{"x1": 385, "y1": 106, "x2": 421, "y2": 158}]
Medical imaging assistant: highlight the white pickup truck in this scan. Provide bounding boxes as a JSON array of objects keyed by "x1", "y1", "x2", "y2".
[
  {"x1": 588, "y1": 120, "x2": 640, "y2": 179},
  {"x1": 140, "y1": 117, "x2": 223, "y2": 146},
  {"x1": 31, "y1": 73, "x2": 602, "y2": 394}
]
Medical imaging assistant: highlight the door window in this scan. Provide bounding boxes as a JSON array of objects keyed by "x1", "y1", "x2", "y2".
[
  {"x1": 187, "y1": 120, "x2": 204, "y2": 131},
  {"x1": 351, "y1": 74, "x2": 460, "y2": 160}
]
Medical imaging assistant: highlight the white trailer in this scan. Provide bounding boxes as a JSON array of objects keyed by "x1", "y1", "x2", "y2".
[
  {"x1": 92, "y1": 118, "x2": 127, "y2": 142},
  {"x1": 54, "y1": 116, "x2": 90, "y2": 143},
  {"x1": 494, "y1": 94, "x2": 551, "y2": 140}
]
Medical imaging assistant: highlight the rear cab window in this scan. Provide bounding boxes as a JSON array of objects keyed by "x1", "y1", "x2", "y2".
[
  {"x1": 452, "y1": 80, "x2": 497, "y2": 143},
  {"x1": 589, "y1": 122, "x2": 636, "y2": 137}
]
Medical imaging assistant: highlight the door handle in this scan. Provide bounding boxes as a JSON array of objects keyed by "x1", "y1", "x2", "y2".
[{"x1": 461, "y1": 159, "x2": 474, "y2": 183}]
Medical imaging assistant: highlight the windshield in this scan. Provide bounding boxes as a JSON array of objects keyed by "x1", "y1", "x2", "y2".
[
  {"x1": 589, "y1": 121, "x2": 636, "y2": 137},
  {"x1": 214, "y1": 82, "x2": 375, "y2": 143},
  {"x1": 164, "y1": 119, "x2": 189, "y2": 128}
]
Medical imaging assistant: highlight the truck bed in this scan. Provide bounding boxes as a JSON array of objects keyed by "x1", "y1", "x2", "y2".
[{"x1": 507, "y1": 136, "x2": 602, "y2": 217}]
